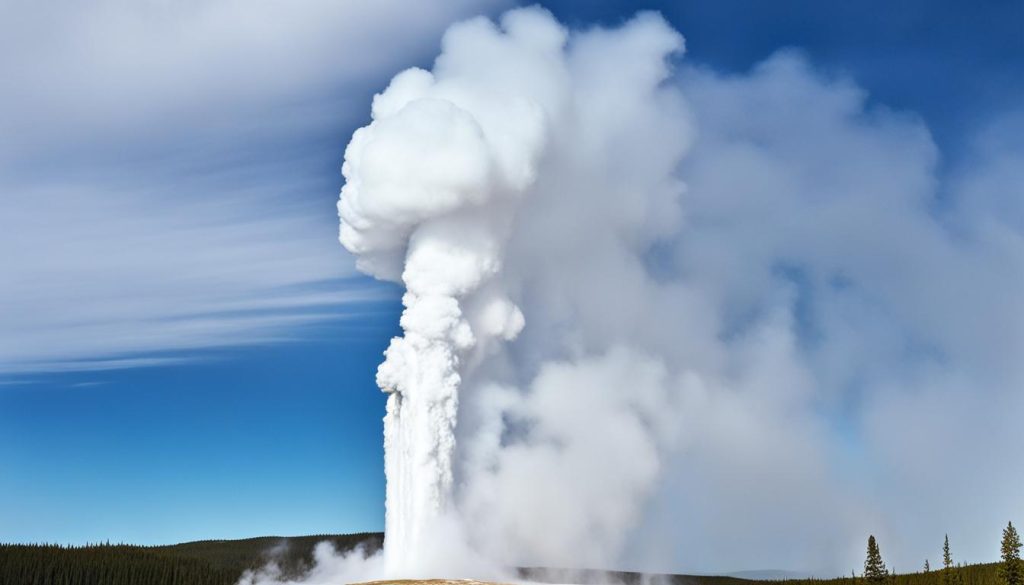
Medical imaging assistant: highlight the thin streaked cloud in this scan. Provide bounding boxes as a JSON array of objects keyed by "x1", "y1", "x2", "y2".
[{"x1": 0, "y1": 0, "x2": 505, "y2": 377}]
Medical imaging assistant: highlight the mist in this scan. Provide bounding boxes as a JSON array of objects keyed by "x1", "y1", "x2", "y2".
[{"x1": 256, "y1": 6, "x2": 1024, "y2": 582}]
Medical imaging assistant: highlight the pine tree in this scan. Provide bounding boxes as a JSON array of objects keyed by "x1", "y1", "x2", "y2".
[
  {"x1": 1001, "y1": 521, "x2": 1023, "y2": 585},
  {"x1": 944, "y1": 535, "x2": 956, "y2": 585},
  {"x1": 926, "y1": 560, "x2": 932, "y2": 573},
  {"x1": 866, "y1": 535, "x2": 889, "y2": 585}
]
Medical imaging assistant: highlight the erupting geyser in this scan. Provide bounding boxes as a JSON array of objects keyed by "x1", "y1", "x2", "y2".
[
  {"x1": 252, "y1": 3, "x2": 1022, "y2": 583},
  {"x1": 338, "y1": 26, "x2": 541, "y2": 572},
  {"x1": 339, "y1": 6, "x2": 691, "y2": 578}
]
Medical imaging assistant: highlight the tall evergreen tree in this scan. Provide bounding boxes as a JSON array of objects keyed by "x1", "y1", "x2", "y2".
[
  {"x1": 866, "y1": 535, "x2": 889, "y2": 585},
  {"x1": 926, "y1": 560, "x2": 932, "y2": 573},
  {"x1": 1000, "y1": 521, "x2": 1023, "y2": 585},
  {"x1": 945, "y1": 535, "x2": 957, "y2": 585}
]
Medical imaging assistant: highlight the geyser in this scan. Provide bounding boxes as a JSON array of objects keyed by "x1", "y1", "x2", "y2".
[
  {"x1": 243, "y1": 3, "x2": 1024, "y2": 582},
  {"x1": 338, "y1": 6, "x2": 690, "y2": 577}
]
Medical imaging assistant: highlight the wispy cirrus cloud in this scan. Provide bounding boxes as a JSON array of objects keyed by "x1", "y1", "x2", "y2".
[{"x1": 0, "y1": 0, "x2": 505, "y2": 376}]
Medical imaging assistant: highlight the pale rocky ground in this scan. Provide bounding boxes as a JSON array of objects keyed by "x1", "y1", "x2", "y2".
[{"x1": 354, "y1": 580, "x2": 515, "y2": 585}]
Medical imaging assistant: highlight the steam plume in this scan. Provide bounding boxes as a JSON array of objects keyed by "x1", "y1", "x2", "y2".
[
  {"x1": 250, "y1": 4, "x2": 1024, "y2": 582},
  {"x1": 338, "y1": 6, "x2": 690, "y2": 576}
]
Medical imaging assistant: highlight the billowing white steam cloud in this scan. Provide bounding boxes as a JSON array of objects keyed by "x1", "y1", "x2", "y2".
[
  {"x1": 338, "y1": 6, "x2": 691, "y2": 577},
  {"x1": 250, "y1": 5, "x2": 1024, "y2": 583}
]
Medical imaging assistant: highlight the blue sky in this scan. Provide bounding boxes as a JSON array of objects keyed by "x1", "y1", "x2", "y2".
[
  {"x1": 1, "y1": 0, "x2": 1023, "y2": 573},
  {"x1": 0, "y1": 312, "x2": 399, "y2": 544}
]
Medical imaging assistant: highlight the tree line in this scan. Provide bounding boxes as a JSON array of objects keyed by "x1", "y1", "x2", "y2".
[
  {"x1": 858, "y1": 523, "x2": 1022, "y2": 585},
  {"x1": 0, "y1": 533, "x2": 383, "y2": 585},
  {"x1": 0, "y1": 543, "x2": 239, "y2": 585}
]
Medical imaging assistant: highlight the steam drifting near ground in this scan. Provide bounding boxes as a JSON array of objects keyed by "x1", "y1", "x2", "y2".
[{"x1": 249, "y1": 5, "x2": 1024, "y2": 582}]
